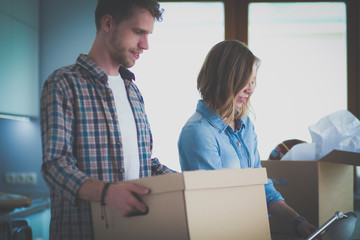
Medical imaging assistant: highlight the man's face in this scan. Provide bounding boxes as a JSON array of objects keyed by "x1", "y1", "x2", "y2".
[{"x1": 108, "y1": 7, "x2": 155, "y2": 68}]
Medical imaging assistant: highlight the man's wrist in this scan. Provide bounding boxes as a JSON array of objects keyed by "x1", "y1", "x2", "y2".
[{"x1": 100, "y1": 182, "x2": 111, "y2": 206}]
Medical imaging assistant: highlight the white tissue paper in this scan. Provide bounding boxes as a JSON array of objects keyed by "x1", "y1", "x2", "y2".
[
  {"x1": 281, "y1": 110, "x2": 360, "y2": 161},
  {"x1": 280, "y1": 142, "x2": 317, "y2": 161}
]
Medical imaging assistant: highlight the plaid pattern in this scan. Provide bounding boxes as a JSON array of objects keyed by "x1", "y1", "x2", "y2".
[{"x1": 40, "y1": 54, "x2": 174, "y2": 240}]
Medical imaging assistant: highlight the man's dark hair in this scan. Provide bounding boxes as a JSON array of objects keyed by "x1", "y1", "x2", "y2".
[{"x1": 95, "y1": 0, "x2": 164, "y2": 32}]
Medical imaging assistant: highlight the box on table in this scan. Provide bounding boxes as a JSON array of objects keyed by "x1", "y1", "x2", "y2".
[
  {"x1": 261, "y1": 150, "x2": 360, "y2": 235},
  {"x1": 91, "y1": 168, "x2": 271, "y2": 240}
]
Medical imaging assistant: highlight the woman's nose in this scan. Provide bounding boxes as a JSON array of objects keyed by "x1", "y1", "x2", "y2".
[{"x1": 245, "y1": 82, "x2": 255, "y2": 94}]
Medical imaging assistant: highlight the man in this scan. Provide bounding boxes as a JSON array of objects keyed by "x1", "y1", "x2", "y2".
[{"x1": 40, "y1": 1, "x2": 174, "y2": 239}]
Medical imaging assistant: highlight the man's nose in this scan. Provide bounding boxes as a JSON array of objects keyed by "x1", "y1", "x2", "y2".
[{"x1": 139, "y1": 35, "x2": 149, "y2": 50}]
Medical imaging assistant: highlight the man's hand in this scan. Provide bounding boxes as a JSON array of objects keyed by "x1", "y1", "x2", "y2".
[{"x1": 104, "y1": 182, "x2": 150, "y2": 217}]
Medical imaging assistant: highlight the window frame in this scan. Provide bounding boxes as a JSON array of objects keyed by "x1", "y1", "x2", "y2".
[{"x1": 158, "y1": 0, "x2": 360, "y2": 119}]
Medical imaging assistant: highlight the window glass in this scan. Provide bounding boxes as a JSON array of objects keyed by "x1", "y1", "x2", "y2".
[
  {"x1": 131, "y1": 2, "x2": 225, "y2": 171},
  {"x1": 248, "y1": 2, "x2": 347, "y2": 159}
]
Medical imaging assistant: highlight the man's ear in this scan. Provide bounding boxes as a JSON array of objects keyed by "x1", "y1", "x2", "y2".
[{"x1": 102, "y1": 14, "x2": 113, "y2": 32}]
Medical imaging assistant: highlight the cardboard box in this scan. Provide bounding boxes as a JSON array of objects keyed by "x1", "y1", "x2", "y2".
[
  {"x1": 261, "y1": 150, "x2": 360, "y2": 235},
  {"x1": 91, "y1": 168, "x2": 271, "y2": 240}
]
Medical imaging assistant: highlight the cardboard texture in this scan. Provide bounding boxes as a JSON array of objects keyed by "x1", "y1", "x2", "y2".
[
  {"x1": 91, "y1": 168, "x2": 271, "y2": 240},
  {"x1": 261, "y1": 150, "x2": 360, "y2": 235}
]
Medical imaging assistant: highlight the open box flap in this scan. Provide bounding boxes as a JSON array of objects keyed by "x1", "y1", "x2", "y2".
[
  {"x1": 183, "y1": 168, "x2": 267, "y2": 191},
  {"x1": 319, "y1": 150, "x2": 360, "y2": 166}
]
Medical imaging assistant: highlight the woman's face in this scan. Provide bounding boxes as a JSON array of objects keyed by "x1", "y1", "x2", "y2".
[{"x1": 234, "y1": 64, "x2": 257, "y2": 110}]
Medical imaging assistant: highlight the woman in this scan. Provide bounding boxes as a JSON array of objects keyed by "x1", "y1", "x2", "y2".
[{"x1": 178, "y1": 40, "x2": 316, "y2": 238}]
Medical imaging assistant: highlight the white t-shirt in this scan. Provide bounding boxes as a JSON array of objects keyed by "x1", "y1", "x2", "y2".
[{"x1": 107, "y1": 74, "x2": 140, "y2": 180}]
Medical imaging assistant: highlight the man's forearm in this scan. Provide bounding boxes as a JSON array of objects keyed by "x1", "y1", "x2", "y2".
[
  {"x1": 78, "y1": 179, "x2": 150, "y2": 217},
  {"x1": 77, "y1": 178, "x2": 105, "y2": 202}
]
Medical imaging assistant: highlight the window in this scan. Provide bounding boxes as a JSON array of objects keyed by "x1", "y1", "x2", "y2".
[
  {"x1": 248, "y1": 2, "x2": 347, "y2": 159},
  {"x1": 131, "y1": 1, "x2": 357, "y2": 166},
  {"x1": 131, "y1": 2, "x2": 225, "y2": 171}
]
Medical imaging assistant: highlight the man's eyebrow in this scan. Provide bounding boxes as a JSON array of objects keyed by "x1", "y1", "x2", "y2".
[{"x1": 133, "y1": 27, "x2": 151, "y2": 34}]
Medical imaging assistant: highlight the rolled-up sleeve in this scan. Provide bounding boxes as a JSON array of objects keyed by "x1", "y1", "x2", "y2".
[
  {"x1": 264, "y1": 178, "x2": 284, "y2": 207},
  {"x1": 151, "y1": 157, "x2": 177, "y2": 175},
  {"x1": 40, "y1": 77, "x2": 88, "y2": 205}
]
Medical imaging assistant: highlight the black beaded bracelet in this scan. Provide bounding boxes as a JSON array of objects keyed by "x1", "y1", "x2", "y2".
[{"x1": 100, "y1": 182, "x2": 111, "y2": 206}]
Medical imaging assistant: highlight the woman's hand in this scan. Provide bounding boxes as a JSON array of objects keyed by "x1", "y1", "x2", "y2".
[{"x1": 296, "y1": 220, "x2": 318, "y2": 239}]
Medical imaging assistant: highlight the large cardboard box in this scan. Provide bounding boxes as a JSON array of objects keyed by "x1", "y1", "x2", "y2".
[
  {"x1": 91, "y1": 168, "x2": 271, "y2": 240},
  {"x1": 261, "y1": 150, "x2": 360, "y2": 235}
]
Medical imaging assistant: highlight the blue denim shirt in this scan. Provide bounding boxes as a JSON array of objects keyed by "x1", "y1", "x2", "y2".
[{"x1": 178, "y1": 100, "x2": 284, "y2": 207}]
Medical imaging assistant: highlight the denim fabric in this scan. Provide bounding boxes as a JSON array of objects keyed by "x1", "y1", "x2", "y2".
[{"x1": 178, "y1": 100, "x2": 284, "y2": 206}]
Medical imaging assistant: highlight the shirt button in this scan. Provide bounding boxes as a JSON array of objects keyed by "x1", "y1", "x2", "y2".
[
  {"x1": 119, "y1": 168, "x2": 124, "y2": 173},
  {"x1": 237, "y1": 142, "x2": 241, "y2": 146},
  {"x1": 113, "y1": 114, "x2": 118, "y2": 120},
  {"x1": 116, "y1": 142, "x2": 121, "y2": 146}
]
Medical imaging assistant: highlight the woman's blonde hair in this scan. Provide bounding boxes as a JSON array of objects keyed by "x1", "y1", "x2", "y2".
[{"x1": 197, "y1": 40, "x2": 260, "y2": 124}]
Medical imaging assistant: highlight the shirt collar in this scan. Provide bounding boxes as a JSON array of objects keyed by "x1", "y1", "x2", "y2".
[
  {"x1": 76, "y1": 54, "x2": 135, "y2": 82},
  {"x1": 119, "y1": 65, "x2": 135, "y2": 81},
  {"x1": 196, "y1": 100, "x2": 246, "y2": 132},
  {"x1": 235, "y1": 118, "x2": 246, "y2": 132},
  {"x1": 196, "y1": 100, "x2": 228, "y2": 132}
]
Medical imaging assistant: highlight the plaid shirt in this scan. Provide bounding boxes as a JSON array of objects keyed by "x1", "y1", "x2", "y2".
[{"x1": 40, "y1": 54, "x2": 174, "y2": 240}]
